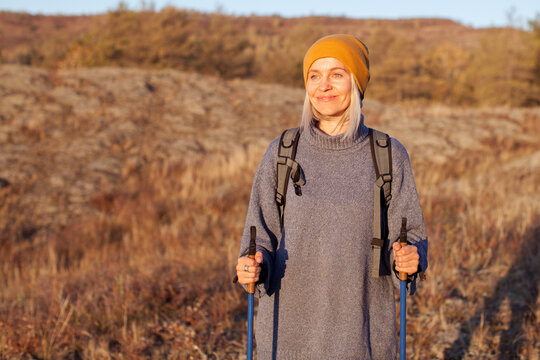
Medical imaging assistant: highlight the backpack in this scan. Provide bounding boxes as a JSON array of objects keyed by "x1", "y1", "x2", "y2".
[{"x1": 275, "y1": 127, "x2": 392, "y2": 278}]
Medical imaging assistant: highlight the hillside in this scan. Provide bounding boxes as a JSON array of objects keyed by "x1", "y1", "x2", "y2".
[
  {"x1": 0, "y1": 64, "x2": 304, "y2": 231},
  {"x1": 1, "y1": 9, "x2": 539, "y2": 107},
  {"x1": 0, "y1": 64, "x2": 538, "y2": 358}
]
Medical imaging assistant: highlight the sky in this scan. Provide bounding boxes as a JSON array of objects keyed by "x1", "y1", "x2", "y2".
[{"x1": 1, "y1": 0, "x2": 539, "y2": 29}]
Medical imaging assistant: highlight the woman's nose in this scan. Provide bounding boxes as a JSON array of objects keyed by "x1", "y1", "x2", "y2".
[{"x1": 318, "y1": 77, "x2": 332, "y2": 90}]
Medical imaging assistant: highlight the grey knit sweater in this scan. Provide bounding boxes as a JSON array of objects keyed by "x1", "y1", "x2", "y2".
[{"x1": 238, "y1": 121, "x2": 428, "y2": 360}]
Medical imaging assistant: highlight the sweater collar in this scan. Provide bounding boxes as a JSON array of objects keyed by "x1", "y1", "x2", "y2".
[{"x1": 304, "y1": 114, "x2": 369, "y2": 150}]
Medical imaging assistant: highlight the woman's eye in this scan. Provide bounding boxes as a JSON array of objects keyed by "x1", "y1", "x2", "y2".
[
  {"x1": 333, "y1": 73, "x2": 343, "y2": 78},
  {"x1": 310, "y1": 74, "x2": 319, "y2": 80}
]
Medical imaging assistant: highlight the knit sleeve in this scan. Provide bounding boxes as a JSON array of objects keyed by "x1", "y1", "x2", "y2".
[
  {"x1": 387, "y1": 138, "x2": 428, "y2": 295},
  {"x1": 238, "y1": 137, "x2": 282, "y2": 297}
]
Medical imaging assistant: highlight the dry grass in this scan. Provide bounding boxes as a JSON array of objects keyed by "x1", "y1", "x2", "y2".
[{"x1": 0, "y1": 64, "x2": 539, "y2": 359}]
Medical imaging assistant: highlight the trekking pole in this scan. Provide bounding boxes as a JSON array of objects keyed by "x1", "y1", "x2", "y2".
[
  {"x1": 399, "y1": 217, "x2": 408, "y2": 360},
  {"x1": 247, "y1": 226, "x2": 257, "y2": 360}
]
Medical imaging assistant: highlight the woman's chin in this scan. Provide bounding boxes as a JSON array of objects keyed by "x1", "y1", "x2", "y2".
[{"x1": 315, "y1": 111, "x2": 346, "y2": 121}]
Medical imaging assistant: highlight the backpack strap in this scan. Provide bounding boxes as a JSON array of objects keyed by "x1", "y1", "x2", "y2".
[
  {"x1": 369, "y1": 128, "x2": 392, "y2": 278},
  {"x1": 274, "y1": 126, "x2": 392, "y2": 278},
  {"x1": 276, "y1": 127, "x2": 304, "y2": 229}
]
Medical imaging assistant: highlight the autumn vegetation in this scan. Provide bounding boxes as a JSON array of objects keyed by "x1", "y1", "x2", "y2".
[
  {"x1": 1, "y1": 7, "x2": 540, "y2": 107},
  {"x1": 0, "y1": 6, "x2": 539, "y2": 360}
]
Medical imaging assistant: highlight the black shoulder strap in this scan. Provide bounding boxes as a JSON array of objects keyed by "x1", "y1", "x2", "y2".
[
  {"x1": 369, "y1": 128, "x2": 392, "y2": 206},
  {"x1": 369, "y1": 128, "x2": 393, "y2": 278},
  {"x1": 274, "y1": 127, "x2": 392, "y2": 278},
  {"x1": 276, "y1": 127, "x2": 303, "y2": 229}
]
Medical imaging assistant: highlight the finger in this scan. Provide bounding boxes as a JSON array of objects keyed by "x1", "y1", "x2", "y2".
[
  {"x1": 237, "y1": 264, "x2": 255, "y2": 273},
  {"x1": 395, "y1": 258, "x2": 420, "y2": 273},
  {"x1": 237, "y1": 271, "x2": 260, "y2": 284},
  {"x1": 397, "y1": 250, "x2": 419, "y2": 263},
  {"x1": 392, "y1": 242, "x2": 402, "y2": 252},
  {"x1": 395, "y1": 245, "x2": 418, "y2": 259},
  {"x1": 395, "y1": 263, "x2": 417, "y2": 274},
  {"x1": 396, "y1": 260, "x2": 419, "y2": 270},
  {"x1": 237, "y1": 257, "x2": 258, "y2": 268},
  {"x1": 239, "y1": 270, "x2": 258, "y2": 280},
  {"x1": 236, "y1": 262, "x2": 250, "y2": 274},
  {"x1": 236, "y1": 256, "x2": 250, "y2": 267},
  {"x1": 396, "y1": 259, "x2": 420, "y2": 269},
  {"x1": 237, "y1": 260, "x2": 263, "y2": 274},
  {"x1": 255, "y1": 251, "x2": 263, "y2": 263},
  {"x1": 236, "y1": 262, "x2": 250, "y2": 272},
  {"x1": 395, "y1": 256, "x2": 419, "y2": 268},
  {"x1": 400, "y1": 245, "x2": 418, "y2": 256}
]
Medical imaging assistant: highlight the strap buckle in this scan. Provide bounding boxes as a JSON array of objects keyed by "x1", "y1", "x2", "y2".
[
  {"x1": 277, "y1": 156, "x2": 288, "y2": 165},
  {"x1": 371, "y1": 237, "x2": 384, "y2": 248},
  {"x1": 376, "y1": 138, "x2": 389, "y2": 148},
  {"x1": 375, "y1": 173, "x2": 392, "y2": 187}
]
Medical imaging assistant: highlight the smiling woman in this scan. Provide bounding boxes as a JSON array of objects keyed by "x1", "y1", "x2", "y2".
[
  {"x1": 305, "y1": 58, "x2": 352, "y2": 134},
  {"x1": 300, "y1": 35, "x2": 369, "y2": 139},
  {"x1": 235, "y1": 34, "x2": 428, "y2": 360}
]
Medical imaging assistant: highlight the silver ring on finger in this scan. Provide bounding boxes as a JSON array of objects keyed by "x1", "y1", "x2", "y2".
[{"x1": 244, "y1": 265, "x2": 249, "y2": 272}]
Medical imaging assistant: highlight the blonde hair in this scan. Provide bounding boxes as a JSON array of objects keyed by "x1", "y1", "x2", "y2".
[{"x1": 301, "y1": 75, "x2": 363, "y2": 140}]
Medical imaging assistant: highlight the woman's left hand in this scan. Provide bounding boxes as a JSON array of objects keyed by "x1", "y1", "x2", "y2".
[{"x1": 392, "y1": 242, "x2": 420, "y2": 275}]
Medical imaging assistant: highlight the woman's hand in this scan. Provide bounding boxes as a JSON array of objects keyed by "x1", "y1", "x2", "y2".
[
  {"x1": 236, "y1": 251, "x2": 263, "y2": 285},
  {"x1": 392, "y1": 243, "x2": 419, "y2": 275}
]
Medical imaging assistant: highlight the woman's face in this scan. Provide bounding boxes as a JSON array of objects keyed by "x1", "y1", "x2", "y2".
[{"x1": 306, "y1": 57, "x2": 352, "y2": 121}]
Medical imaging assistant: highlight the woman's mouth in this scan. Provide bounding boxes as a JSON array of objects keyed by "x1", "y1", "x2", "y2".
[{"x1": 317, "y1": 95, "x2": 337, "y2": 102}]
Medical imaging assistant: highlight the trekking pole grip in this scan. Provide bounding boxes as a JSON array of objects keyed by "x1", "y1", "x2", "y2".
[
  {"x1": 247, "y1": 226, "x2": 257, "y2": 294},
  {"x1": 399, "y1": 218, "x2": 408, "y2": 281}
]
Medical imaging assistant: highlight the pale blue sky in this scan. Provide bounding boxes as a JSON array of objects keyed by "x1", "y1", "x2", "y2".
[{"x1": 1, "y1": 0, "x2": 538, "y2": 28}]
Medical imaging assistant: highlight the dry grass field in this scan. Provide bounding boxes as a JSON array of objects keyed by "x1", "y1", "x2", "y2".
[{"x1": 0, "y1": 64, "x2": 539, "y2": 359}]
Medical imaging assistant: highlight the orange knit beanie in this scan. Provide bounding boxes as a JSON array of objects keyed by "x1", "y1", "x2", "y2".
[{"x1": 303, "y1": 34, "x2": 370, "y2": 98}]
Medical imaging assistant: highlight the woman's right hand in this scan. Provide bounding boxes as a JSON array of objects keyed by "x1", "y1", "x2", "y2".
[{"x1": 236, "y1": 251, "x2": 263, "y2": 285}]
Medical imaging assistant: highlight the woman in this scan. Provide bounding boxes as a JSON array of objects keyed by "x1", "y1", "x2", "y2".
[{"x1": 236, "y1": 34, "x2": 428, "y2": 360}]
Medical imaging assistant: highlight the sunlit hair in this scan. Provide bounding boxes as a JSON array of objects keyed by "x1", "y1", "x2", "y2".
[{"x1": 301, "y1": 75, "x2": 363, "y2": 140}]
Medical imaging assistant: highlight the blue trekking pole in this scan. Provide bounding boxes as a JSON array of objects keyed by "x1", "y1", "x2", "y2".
[
  {"x1": 399, "y1": 217, "x2": 408, "y2": 359},
  {"x1": 247, "y1": 226, "x2": 257, "y2": 360}
]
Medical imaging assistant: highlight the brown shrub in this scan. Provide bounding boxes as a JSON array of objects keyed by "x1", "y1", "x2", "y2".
[{"x1": 2, "y1": 9, "x2": 540, "y2": 106}]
